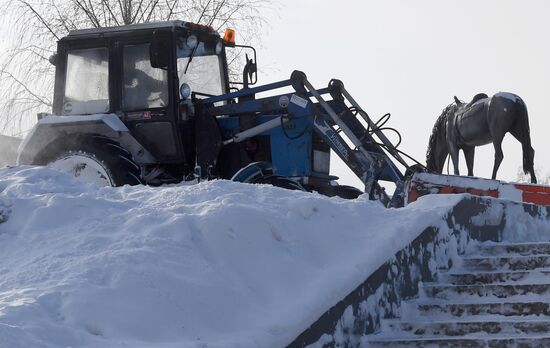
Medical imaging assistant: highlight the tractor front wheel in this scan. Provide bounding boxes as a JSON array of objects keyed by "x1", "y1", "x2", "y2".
[
  {"x1": 231, "y1": 161, "x2": 306, "y2": 191},
  {"x1": 314, "y1": 184, "x2": 364, "y2": 199}
]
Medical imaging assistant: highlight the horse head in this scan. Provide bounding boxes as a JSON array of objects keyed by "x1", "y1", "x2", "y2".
[{"x1": 426, "y1": 104, "x2": 457, "y2": 173}]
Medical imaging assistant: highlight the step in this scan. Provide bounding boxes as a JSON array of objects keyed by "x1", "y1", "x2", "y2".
[
  {"x1": 366, "y1": 243, "x2": 550, "y2": 344},
  {"x1": 366, "y1": 335, "x2": 550, "y2": 348},
  {"x1": 413, "y1": 301, "x2": 550, "y2": 318},
  {"x1": 422, "y1": 283, "x2": 550, "y2": 300},
  {"x1": 441, "y1": 270, "x2": 550, "y2": 285},
  {"x1": 385, "y1": 319, "x2": 550, "y2": 337},
  {"x1": 473, "y1": 242, "x2": 550, "y2": 257},
  {"x1": 461, "y1": 255, "x2": 550, "y2": 271}
]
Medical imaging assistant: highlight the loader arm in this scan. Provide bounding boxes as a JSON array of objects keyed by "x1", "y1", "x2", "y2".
[{"x1": 197, "y1": 70, "x2": 410, "y2": 206}]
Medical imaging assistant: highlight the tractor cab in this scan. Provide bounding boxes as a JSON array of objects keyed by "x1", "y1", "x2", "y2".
[
  {"x1": 50, "y1": 21, "x2": 235, "y2": 165},
  {"x1": 17, "y1": 21, "x2": 262, "y2": 186}
]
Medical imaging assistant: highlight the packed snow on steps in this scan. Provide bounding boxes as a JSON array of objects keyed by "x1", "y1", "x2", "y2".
[{"x1": 0, "y1": 166, "x2": 519, "y2": 348}]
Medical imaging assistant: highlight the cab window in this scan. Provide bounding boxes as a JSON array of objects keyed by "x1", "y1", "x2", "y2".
[
  {"x1": 122, "y1": 43, "x2": 169, "y2": 110},
  {"x1": 63, "y1": 47, "x2": 109, "y2": 115},
  {"x1": 177, "y1": 36, "x2": 226, "y2": 98}
]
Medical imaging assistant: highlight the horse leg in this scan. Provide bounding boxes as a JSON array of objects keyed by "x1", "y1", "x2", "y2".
[
  {"x1": 463, "y1": 146, "x2": 475, "y2": 176},
  {"x1": 448, "y1": 142, "x2": 460, "y2": 175},
  {"x1": 526, "y1": 147, "x2": 537, "y2": 184},
  {"x1": 509, "y1": 127, "x2": 537, "y2": 184},
  {"x1": 491, "y1": 137, "x2": 504, "y2": 180}
]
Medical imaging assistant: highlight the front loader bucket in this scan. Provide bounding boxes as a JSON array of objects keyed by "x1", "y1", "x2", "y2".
[{"x1": 0, "y1": 134, "x2": 22, "y2": 167}]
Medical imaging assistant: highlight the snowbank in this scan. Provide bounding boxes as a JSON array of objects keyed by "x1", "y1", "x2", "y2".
[{"x1": 0, "y1": 166, "x2": 461, "y2": 348}]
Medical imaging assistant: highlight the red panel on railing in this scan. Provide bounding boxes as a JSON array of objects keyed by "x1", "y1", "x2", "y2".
[{"x1": 406, "y1": 173, "x2": 550, "y2": 206}]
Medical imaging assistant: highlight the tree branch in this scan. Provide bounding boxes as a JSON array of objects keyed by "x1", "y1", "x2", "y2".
[
  {"x1": 0, "y1": 0, "x2": 272, "y2": 135},
  {"x1": 0, "y1": 70, "x2": 52, "y2": 107},
  {"x1": 144, "y1": 0, "x2": 160, "y2": 22},
  {"x1": 131, "y1": 0, "x2": 146, "y2": 23},
  {"x1": 101, "y1": 0, "x2": 120, "y2": 26},
  {"x1": 165, "y1": 0, "x2": 178, "y2": 21},
  {"x1": 18, "y1": 0, "x2": 60, "y2": 40},
  {"x1": 72, "y1": 0, "x2": 101, "y2": 27}
]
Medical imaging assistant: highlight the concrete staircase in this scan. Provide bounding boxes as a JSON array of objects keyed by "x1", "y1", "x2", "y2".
[{"x1": 367, "y1": 242, "x2": 550, "y2": 347}]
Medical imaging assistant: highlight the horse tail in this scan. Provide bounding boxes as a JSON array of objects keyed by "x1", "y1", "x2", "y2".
[
  {"x1": 513, "y1": 97, "x2": 535, "y2": 176},
  {"x1": 426, "y1": 111, "x2": 448, "y2": 172}
]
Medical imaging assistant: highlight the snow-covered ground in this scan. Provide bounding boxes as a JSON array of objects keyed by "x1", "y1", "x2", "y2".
[{"x1": 0, "y1": 166, "x2": 462, "y2": 348}]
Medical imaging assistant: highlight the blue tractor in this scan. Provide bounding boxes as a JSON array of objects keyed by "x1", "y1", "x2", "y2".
[{"x1": 16, "y1": 21, "x2": 415, "y2": 206}]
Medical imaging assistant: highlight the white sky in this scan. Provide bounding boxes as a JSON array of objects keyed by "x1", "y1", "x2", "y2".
[{"x1": 257, "y1": 0, "x2": 550, "y2": 187}]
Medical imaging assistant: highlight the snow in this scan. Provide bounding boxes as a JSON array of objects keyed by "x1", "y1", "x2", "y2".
[
  {"x1": 0, "y1": 166, "x2": 469, "y2": 347},
  {"x1": 470, "y1": 203, "x2": 505, "y2": 227},
  {"x1": 410, "y1": 172, "x2": 544, "y2": 203},
  {"x1": 500, "y1": 204, "x2": 550, "y2": 242},
  {"x1": 498, "y1": 183, "x2": 523, "y2": 202},
  {"x1": 413, "y1": 172, "x2": 501, "y2": 191}
]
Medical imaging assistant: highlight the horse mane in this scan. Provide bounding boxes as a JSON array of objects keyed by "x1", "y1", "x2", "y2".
[{"x1": 426, "y1": 104, "x2": 455, "y2": 171}]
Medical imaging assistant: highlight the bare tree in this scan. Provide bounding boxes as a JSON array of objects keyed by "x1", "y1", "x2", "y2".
[
  {"x1": 0, "y1": 0, "x2": 271, "y2": 136},
  {"x1": 516, "y1": 166, "x2": 550, "y2": 185}
]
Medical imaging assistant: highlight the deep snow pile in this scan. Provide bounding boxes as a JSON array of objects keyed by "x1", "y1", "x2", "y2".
[{"x1": 0, "y1": 166, "x2": 462, "y2": 348}]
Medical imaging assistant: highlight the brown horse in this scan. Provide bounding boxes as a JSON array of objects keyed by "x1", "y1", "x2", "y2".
[{"x1": 426, "y1": 92, "x2": 537, "y2": 183}]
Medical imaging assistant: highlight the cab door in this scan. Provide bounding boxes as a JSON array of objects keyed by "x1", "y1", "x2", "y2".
[{"x1": 115, "y1": 33, "x2": 182, "y2": 162}]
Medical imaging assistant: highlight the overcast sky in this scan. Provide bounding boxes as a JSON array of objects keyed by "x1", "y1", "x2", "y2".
[{"x1": 257, "y1": 0, "x2": 550, "y2": 188}]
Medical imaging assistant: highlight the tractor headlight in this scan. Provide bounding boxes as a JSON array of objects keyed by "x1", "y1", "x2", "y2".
[
  {"x1": 216, "y1": 41, "x2": 223, "y2": 55},
  {"x1": 186, "y1": 35, "x2": 198, "y2": 49},
  {"x1": 180, "y1": 83, "x2": 191, "y2": 99}
]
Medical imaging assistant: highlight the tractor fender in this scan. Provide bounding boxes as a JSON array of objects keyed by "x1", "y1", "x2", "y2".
[{"x1": 17, "y1": 114, "x2": 156, "y2": 165}]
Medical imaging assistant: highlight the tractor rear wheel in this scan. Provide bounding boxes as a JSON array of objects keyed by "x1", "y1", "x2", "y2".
[{"x1": 37, "y1": 135, "x2": 142, "y2": 187}]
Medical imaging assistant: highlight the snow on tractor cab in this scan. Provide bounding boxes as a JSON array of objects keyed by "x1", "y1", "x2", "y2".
[{"x1": 14, "y1": 20, "x2": 418, "y2": 206}]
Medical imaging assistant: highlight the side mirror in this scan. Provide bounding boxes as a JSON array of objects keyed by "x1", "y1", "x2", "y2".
[
  {"x1": 150, "y1": 30, "x2": 170, "y2": 70},
  {"x1": 242, "y1": 53, "x2": 257, "y2": 89},
  {"x1": 228, "y1": 44, "x2": 258, "y2": 87}
]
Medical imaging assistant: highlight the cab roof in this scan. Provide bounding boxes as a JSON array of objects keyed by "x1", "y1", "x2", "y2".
[{"x1": 64, "y1": 20, "x2": 219, "y2": 40}]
